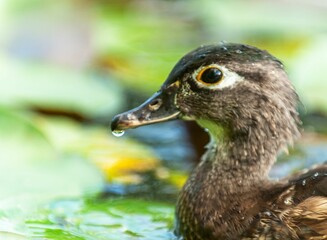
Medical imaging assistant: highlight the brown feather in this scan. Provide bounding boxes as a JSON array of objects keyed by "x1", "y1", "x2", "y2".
[{"x1": 286, "y1": 196, "x2": 327, "y2": 235}]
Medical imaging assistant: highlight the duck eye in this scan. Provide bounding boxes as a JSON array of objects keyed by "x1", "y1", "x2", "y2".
[{"x1": 196, "y1": 66, "x2": 223, "y2": 85}]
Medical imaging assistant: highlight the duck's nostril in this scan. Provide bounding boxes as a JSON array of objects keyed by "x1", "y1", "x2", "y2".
[
  {"x1": 150, "y1": 99, "x2": 159, "y2": 106},
  {"x1": 149, "y1": 98, "x2": 162, "y2": 111}
]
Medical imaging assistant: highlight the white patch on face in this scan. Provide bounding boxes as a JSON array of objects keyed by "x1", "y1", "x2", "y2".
[{"x1": 192, "y1": 64, "x2": 244, "y2": 90}]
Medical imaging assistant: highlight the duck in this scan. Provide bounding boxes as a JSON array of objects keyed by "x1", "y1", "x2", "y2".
[{"x1": 111, "y1": 43, "x2": 327, "y2": 240}]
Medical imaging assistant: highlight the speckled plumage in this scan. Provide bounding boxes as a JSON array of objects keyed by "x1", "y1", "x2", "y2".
[{"x1": 111, "y1": 43, "x2": 327, "y2": 240}]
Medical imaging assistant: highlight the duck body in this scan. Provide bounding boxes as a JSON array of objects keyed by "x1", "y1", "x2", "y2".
[
  {"x1": 177, "y1": 158, "x2": 327, "y2": 239},
  {"x1": 111, "y1": 43, "x2": 327, "y2": 239}
]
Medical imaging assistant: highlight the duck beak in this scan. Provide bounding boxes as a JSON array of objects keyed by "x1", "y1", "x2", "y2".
[{"x1": 111, "y1": 81, "x2": 181, "y2": 132}]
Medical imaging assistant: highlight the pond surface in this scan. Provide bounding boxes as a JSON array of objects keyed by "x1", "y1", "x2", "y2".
[{"x1": 1, "y1": 116, "x2": 326, "y2": 240}]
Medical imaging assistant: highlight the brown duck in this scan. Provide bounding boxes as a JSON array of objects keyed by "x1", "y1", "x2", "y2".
[{"x1": 111, "y1": 43, "x2": 327, "y2": 240}]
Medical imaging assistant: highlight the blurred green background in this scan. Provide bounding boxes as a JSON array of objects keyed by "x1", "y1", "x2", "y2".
[{"x1": 0, "y1": 0, "x2": 327, "y2": 239}]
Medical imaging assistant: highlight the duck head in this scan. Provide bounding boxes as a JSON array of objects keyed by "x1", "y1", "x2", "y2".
[{"x1": 111, "y1": 43, "x2": 299, "y2": 144}]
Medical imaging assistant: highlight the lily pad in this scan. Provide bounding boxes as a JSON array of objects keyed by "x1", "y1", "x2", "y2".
[
  {"x1": 0, "y1": 108, "x2": 104, "y2": 238},
  {"x1": 26, "y1": 197, "x2": 175, "y2": 240},
  {"x1": 0, "y1": 56, "x2": 124, "y2": 118},
  {"x1": 36, "y1": 116, "x2": 161, "y2": 184}
]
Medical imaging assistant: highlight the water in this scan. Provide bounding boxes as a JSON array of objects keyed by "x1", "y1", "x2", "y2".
[
  {"x1": 1, "y1": 115, "x2": 327, "y2": 240},
  {"x1": 112, "y1": 130, "x2": 125, "y2": 137}
]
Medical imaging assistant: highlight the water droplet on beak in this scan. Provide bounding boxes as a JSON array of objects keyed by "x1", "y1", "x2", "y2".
[{"x1": 112, "y1": 130, "x2": 125, "y2": 137}]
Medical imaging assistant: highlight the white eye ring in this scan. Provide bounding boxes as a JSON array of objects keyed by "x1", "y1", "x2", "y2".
[{"x1": 192, "y1": 64, "x2": 244, "y2": 89}]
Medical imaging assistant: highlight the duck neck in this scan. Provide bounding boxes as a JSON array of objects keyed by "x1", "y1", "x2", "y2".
[
  {"x1": 206, "y1": 134, "x2": 274, "y2": 186},
  {"x1": 175, "y1": 117, "x2": 299, "y2": 238},
  {"x1": 197, "y1": 115, "x2": 299, "y2": 188}
]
